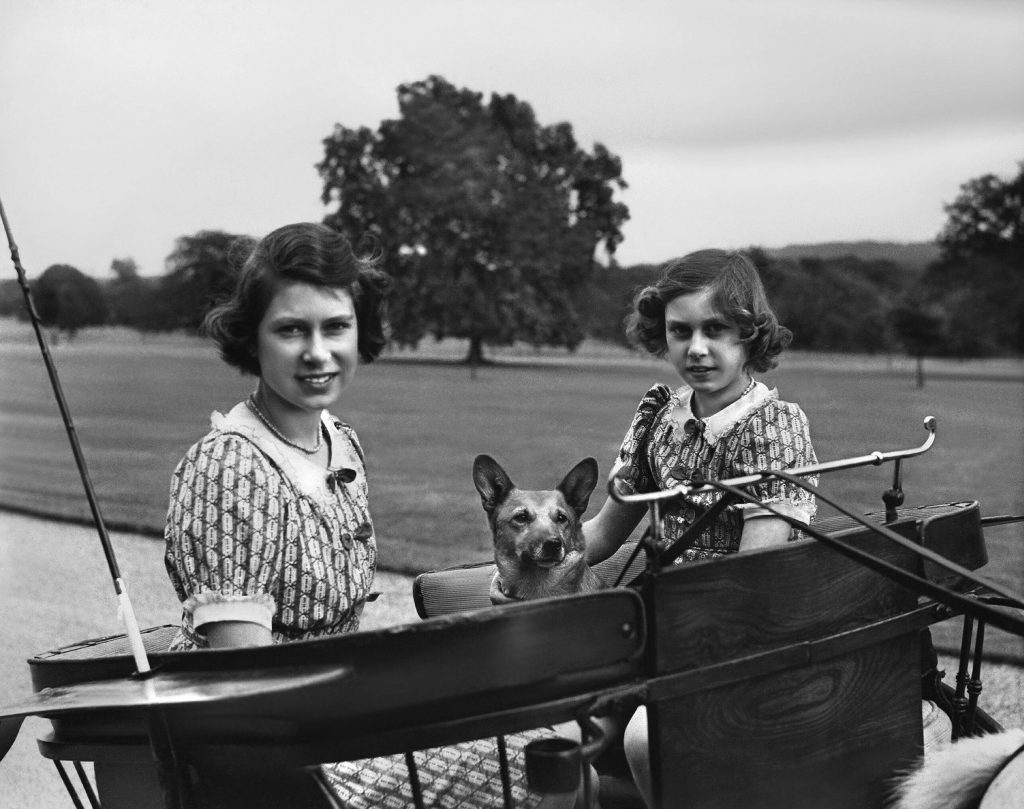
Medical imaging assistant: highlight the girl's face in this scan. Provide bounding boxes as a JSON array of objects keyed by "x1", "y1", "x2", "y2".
[
  {"x1": 664, "y1": 288, "x2": 750, "y2": 417},
  {"x1": 254, "y1": 281, "x2": 359, "y2": 417}
]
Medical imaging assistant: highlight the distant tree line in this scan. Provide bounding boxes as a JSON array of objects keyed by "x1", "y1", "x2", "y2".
[
  {"x1": 0, "y1": 76, "x2": 1019, "y2": 362},
  {"x1": 4, "y1": 225, "x2": 1017, "y2": 361},
  {"x1": 581, "y1": 251, "x2": 915, "y2": 355},
  {"x1": 0, "y1": 230, "x2": 247, "y2": 337},
  {"x1": 582, "y1": 154, "x2": 1024, "y2": 362}
]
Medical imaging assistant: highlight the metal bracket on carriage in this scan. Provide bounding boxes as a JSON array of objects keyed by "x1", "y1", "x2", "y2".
[
  {"x1": 608, "y1": 416, "x2": 1024, "y2": 640},
  {"x1": 608, "y1": 414, "x2": 939, "y2": 508}
]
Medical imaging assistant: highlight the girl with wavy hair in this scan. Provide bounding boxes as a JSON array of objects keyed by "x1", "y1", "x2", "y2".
[{"x1": 584, "y1": 248, "x2": 819, "y2": 807}]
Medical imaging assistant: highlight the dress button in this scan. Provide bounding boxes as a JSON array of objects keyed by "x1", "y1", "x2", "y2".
[{"x1": 682, "y1": 418, "x2": 704, "y2": 438}]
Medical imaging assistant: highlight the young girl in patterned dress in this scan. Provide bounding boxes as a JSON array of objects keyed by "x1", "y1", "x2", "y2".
[
  {"x1": 165, "y1": 223, "x2": 579, "y2": 807},
  {"x1": 163, "y1": 222, "x2": 390, "y2": 803},
  {"x1": 583, "y1": 248, "x2": 819, "y2": 807},
  {"x1": 165, "y1": 222, "x2": 389, "y2": 652}
]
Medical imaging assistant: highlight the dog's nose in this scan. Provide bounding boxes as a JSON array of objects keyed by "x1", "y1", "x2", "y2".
[{"x1": 541, "y1": 539, "x2": 563, "y2": 557}]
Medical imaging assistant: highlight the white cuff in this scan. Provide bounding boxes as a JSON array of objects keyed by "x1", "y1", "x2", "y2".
[
  {"x1": 186, "y1": 592, "x2": 275, "y2": 631},
  {"x1": 740, "y1": 502, "x2": 812, "y2": 525}
]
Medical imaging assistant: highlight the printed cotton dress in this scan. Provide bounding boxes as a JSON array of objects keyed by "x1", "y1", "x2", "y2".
[
  {"x1": 614, "y1": 381, "x2": 819, "y2": 560},
  {"x1": 165, "y1": 402, "x2": 547, "y2": 807},
  {"x1": 164, "y1": 401, "x2": 376, "y2": 651}
]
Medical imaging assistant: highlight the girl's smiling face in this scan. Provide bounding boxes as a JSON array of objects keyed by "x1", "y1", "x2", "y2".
[
  {"x1": 254, "y1": 281, "x2": 358, "y2": 417},
  {"x1": 664, "y1": 288, "x2": 750, "y2": 417}
]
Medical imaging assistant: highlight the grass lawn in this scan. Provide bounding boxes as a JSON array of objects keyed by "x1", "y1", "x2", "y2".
[
  {"x1": 1, "y1": 324, "x2": 1022, "y2": 650},
  {"x1": 0, "y1": 323, "x2": 1021, "y2": 806}
]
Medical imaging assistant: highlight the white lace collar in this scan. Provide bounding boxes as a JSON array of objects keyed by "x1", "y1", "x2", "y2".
[
  {"x1": 209, "y1": 401, "x2": 356, "y2": 500},
  {"x1": 669, "y1": 381, "x2": 777, "y2": 446}
]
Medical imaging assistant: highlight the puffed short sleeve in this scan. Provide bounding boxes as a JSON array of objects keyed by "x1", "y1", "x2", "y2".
[
  {"x1": 164, "y1": 433, "x2": 282, "y2": 631},
  {"x1": 731, "y1": 401, "x2": 818, "y2": 524},
  {"x1": 613, "y1": 384, "x2": 672, "y2": 495}
]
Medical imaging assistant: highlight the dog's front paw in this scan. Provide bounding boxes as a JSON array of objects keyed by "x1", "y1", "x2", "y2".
[{"x1": 489, "y1": 572, "x2": 517, "y2": 605}]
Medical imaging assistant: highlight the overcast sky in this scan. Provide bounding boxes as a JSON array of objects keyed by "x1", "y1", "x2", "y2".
[{"x1": 2, "y1": 0, "x2": 1022, "y2": 278}]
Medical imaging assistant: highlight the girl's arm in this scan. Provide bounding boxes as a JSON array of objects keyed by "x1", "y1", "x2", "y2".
[
  {"x1": 165, "y1": 435, "x2": 281, "y2": 651},
  {"x1": 587, "y1": 384, "x2": 671, "y2": 564},
  {"x1": 736, "y1": 402, "x2": 818, "y2": 552},
  {"x1": 205, "y1": 620, "x2": 273, "y2": 649},
  {"x1": 583, "y1": 496, "x2": 647, "y2": 565},
  {"x1": 738, "y1": 515, "x2": 793, "y2": 551}
]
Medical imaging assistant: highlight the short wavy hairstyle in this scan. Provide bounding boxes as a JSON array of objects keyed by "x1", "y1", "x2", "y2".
[
  {"x1": 204, "y1": 222, "x2": 390, "y2": 376},
  {"x1": 624, "y1": 249, "x2": 791, "y2": 373}
]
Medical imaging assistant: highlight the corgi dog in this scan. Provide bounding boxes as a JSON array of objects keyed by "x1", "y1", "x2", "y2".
[{"x1": 472, "y1": 454, "x2": 603, "y2": 603}]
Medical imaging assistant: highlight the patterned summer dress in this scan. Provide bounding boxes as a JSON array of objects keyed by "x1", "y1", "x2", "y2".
[
  {"x1": 614, "y1": 381, "x2": 818, "y2": 561},
  {"x1": 324, "y1": 736, "x2": 548, "y2": 809},
  {"x1": 165, "y1": 402, "x2": 549, "y2": 808},
  {"x1": 164, "y1": 401, "x2": 376, "y2": 651}
]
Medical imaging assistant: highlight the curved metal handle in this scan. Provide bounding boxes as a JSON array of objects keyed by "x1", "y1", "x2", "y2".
[{"x1": 608, "y1": 415, "x2": 938, "y2": 506}]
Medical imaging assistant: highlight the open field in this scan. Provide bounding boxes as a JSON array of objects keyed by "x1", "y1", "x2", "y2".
[
  {"x1": 1, "y1": 326, "x2": 1021, "y2": 565},
  {"x1": 1, "y1": 324, "x2": 1022, "y2": 645},
  {"x1": 0, "y1": 325, "x2": 1022, "y2": 805}
]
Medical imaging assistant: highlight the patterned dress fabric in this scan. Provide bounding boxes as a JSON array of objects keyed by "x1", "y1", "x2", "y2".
[
  {"x1": 165, "y1": 401, "x2": 547, "y2": 806},
  {"x1": 325, "y1": 733, "x2": 547, "y2": 809},
  {"x1": 164, "y1": 401, "x2": 376, "y2": 651},
  {"x1": 615, "y1": 382, "x2": 818, "y2": 562}
]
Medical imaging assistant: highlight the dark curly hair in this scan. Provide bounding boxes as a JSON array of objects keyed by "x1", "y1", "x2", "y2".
[
  {"x1": 624, "y1": 249, "x2": 791, "y2": 373},
  {"x1": 203, "y1": 222, "x2": 390, "y2": 376}
]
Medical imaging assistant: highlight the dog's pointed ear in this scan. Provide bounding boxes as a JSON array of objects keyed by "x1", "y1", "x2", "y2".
[
  {"x1": 473, "y1": 454, "x2": 516, "y2": 516},
  {"x1": 558, "y1": 457, "x2": 599, "y2": 517}
]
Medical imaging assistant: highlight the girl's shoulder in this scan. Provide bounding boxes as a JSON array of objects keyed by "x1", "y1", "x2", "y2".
[
  {"x1": 621, "y1": 383, "x2": 675, "y2": 439},
  {"x1": 634, "y1": 382, "x2": 674, "y2": 415},
  {"x1": 178, "y1": 415, "x2": 275, "y2": 468},
  {"x1": 734, "y1": 393, "x2": 813, "y2": 438},
  {"x1": 170, "y1": 426, "x2": 278, "y2": 498},
  {"x1": 753, "y1": 394, "x2": 811, "y2": 421}
]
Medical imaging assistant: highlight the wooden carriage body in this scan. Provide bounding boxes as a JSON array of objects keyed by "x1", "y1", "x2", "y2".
[
  {"x1": 413, "y1": 500, "x2": 996, "y2": 809},
  {"x1": 3, "y1": 499, "x2": 1007, "y2": 809},
  {"x1": 642, "y1": 505, "x2": 962, "y2": 809}
]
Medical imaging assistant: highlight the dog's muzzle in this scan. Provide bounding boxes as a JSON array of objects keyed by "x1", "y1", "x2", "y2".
[{"x1": 526, "y1": 538, "x2": 566, "y2": 567}]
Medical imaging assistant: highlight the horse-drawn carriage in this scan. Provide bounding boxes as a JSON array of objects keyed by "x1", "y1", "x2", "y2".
[
  {"x1": 2, "y1": 417, "x2": 1022, "y2": 809},
  {"x1": 1, "y1": 197, "x2": 1022, "y2": 808}
]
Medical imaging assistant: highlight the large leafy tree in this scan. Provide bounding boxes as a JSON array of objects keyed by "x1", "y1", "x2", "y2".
[
  {"x1": 33, "y1": 264, "x2": 108, "y2": 338},
  {"x1": 317, "y1": 75, "x2": 629, "y2": 363},
  {"x1": 160, "y1": 230, "x2": 246, "y2": 332}
]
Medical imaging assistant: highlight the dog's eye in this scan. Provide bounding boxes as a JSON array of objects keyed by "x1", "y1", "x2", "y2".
[
  {"x1": 554, "y1": 511, "x2": 569, "y2": 524},
  {"x1": 511, "y1": 511, "x2": 531, "y2": 525}
]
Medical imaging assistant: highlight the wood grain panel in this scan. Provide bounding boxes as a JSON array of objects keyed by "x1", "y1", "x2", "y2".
[
  {"x1": 650, "y1": 635, "x2": 922, "y2": 809},
  {"x1": 649, "y1": 523, "x2": 921, "y2": 673}
]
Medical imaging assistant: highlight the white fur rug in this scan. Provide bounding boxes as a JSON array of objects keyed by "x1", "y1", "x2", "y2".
[{"x1": 890, "y1": 728, "x2": 1024, "y2": 809}]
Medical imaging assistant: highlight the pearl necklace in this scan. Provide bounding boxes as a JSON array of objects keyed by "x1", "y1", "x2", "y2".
[
  {"x1": 245, "y1": 394, "x2": 323, "y2": 456},
  {"x1": 739, "y1": 377, "x2": 756, "y2": 398}
]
